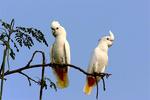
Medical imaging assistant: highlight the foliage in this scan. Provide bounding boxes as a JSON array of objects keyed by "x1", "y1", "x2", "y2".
[
  {"x1": 0, "y1": 19, "x2": 48, "y2": 60},
  {"x1": 0, "y1": 19, "x2": 51, "y2": 100}
]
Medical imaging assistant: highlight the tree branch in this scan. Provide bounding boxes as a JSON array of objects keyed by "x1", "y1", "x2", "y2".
[
  {"x1": 39, "y1": 51, "x2": 46, "y2": 100},
  {"x1": 94, "y1": 75, "x2": 99, "y2": 99},
  {"x1": 2, "y1": 63, "x2": 111, "y2": 99},
  {"x1": 26, "y1": 51, "x2": 42, "y2": 66},
  {"x1": 0, "y1": 51, "x2": 112, "y2": 100},
  {"x1": 3, "y1": 63, "x2": 111, "y2": 79},
  {"x1": 102, "y1": 77, "x2": 106, "y2": 91},
  {"x1": 19, "y1": 71, "x2": 39, "y2": 86}
]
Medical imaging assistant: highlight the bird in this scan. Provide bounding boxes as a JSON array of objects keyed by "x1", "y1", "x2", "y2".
[
  {"x1": 50, "y1": 21, "x2": 70, "y2": 89},
  {"x1": 83, "y1": 31, "x2": 115, "y2": 95}
]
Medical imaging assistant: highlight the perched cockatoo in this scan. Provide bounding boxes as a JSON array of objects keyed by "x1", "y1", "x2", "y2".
[
  {"x1": 50, "y1": 21, "x2": 70, "y2": 88},
  {"x1": 83, "y1": 31, "x2": 115, "y2": 95}
]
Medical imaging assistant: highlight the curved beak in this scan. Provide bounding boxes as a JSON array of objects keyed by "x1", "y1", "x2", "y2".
[
  {"x1": 108, "y1": 43, "x2": 113, "y2": 47},
  {"x1": 51, "y1": 27, "x2": 56, "y2": 37},
  {"x1": 51, "y1": 27, "x2": 55, "y2": 33}
]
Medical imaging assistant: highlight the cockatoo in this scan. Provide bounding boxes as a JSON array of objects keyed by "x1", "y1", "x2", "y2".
[
  {"x1": 83, "y1": 31, "x2": 115, "y2": 95},
  {"x1": 50, "y1": 21, "x2": 70, "y2": 88}
]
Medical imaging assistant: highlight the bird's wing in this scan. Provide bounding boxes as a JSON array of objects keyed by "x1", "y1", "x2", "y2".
[
  {"x1": 84, "y1": 49, "x2": 98, "y2": 95},
  {"x1": 87, "y1": 49, "x2": 97, "y2": 73},
  {"x1": 64, "y1": 40, "x2": 71, "y2": 64}
]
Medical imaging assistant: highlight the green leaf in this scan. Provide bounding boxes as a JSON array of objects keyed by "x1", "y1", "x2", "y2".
[
  {"x1": 10, "y1": 19, "x2": 15, "y2": 29},
  {"x1": 10, "y1": 48, "x2": 15, "y2": 60},
  {"x1": 15, "y1": 31, "x2": 34, "y2": 49},
  {"x1": 16, "y1": 27, "x2": 48, "y2": 47}
]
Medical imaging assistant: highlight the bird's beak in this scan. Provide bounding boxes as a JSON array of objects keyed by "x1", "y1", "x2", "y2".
[
  {"x1": 109, "y1": 38, "x2": 114, "y2": 48},
  {"x1": 108, "y1": 43, "x2": 113, "y2": 47},
  {"x1": 110, "y1": 39, "x2": 114, "y2": 42},
  {"x1": 51, "y1": 27, "x2": 56, "y2": 37},
  {"x1": 51, "y1": 27, "x2": 55, "y2": 33}
]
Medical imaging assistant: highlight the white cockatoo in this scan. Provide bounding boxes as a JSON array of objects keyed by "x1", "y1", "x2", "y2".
[
  {"x1": 50, "y1": 21, "x2": 70, "y2": 88},
  {"x1": 83, "y1": 31, "x2": 115, "y2": 95}
]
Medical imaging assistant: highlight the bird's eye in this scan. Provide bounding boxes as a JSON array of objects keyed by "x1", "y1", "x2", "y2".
[
  {"x1": 56, "y1": 27, "x2": 59, "y2": 30},
  {"x1": 106, "y1": 38, "x2": 109, "y2": 40}
]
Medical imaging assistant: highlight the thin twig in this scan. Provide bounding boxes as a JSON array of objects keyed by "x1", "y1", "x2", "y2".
[
  {"x1": 19, "y1": 71, "x2": 39, "y2": 85},
  {"x1": 26, "y1": 51, "x2": 42, "y2": 66},
  {"x1": 6, "y1": 50, "x2": 10, "y2": 71},
  {"x1": 39, "y1": 51, "x2": 46, "y2": 100},
  {"x1": 45, "y1": 78, "x2": 57, "y2": 91},
  {"x1": 94, "y1": 75, "x2": 99, "y2": 100},
  {"x1": 101, "y1": 77, "x2": 106, "y2": 91},
  {"x1": 0, "y1": 48, "x2": 7, "y2": 100}
]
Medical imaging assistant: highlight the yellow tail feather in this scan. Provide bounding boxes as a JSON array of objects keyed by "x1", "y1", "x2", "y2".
[
  {"x1": 52, "y1": 66, "x2": 69, "y2": 89},
  {"x1": 83, "y1": 83, "x2": 93, "y2": 95},
  {"x1": 56, "y1": 73, "x2": 69, "y2": 88}
]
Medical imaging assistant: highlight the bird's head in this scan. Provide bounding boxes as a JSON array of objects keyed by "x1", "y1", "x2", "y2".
[
  {"x1": 51, "y1": 21, "x2": 66, "y2": 37},
  {"x1": 99, "y1": 30, "x2": 115, "y2": 47}
]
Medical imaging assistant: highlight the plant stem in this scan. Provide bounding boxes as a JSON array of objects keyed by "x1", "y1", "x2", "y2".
[
  {"x1": 0, "y1": 48, "x2": 7, "y2": 100},
  {"x1": 39, "y1": 65, "x2": 45, "y2": 100},
  {"x1": 0, "y1": 21, "x2": 12, "y2": 100},
  {"x1": 39, "y1": 52, "x2": 45, "y2": 100}
]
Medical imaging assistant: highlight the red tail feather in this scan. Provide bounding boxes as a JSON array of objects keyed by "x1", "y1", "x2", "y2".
[
  {"x1": 55, "y1": 66, "x2": 67, "y2": 81},
  {"x1": 87, "y1": 76, "x2": 96, "y2": 86}
]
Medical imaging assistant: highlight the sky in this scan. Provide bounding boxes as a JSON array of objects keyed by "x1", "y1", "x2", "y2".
[{"x1": 0, "y1": 0, "x2": 149, "y2": 100}]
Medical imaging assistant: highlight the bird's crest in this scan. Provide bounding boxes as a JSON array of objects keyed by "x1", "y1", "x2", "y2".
[
  {"x1": 51, "y1": 21, "x2": 60, "y2": 28},
  {"x1": 109, "y1": 30, "x2": 115, "y2": 40}
]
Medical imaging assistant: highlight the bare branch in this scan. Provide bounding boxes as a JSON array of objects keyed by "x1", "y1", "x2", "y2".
[
  {"x1": 6, "y1": 50, "x2": 10, "y2": 71},
  {"x1": 102, "y1": 77, "x2": 106, "y2": 91},
  {"x1": 0, "y1": 50, "x2": 112, "y2": 100},
  {"x1": 94, "y1": 75, "x2": 99, "y2": 99},
  {"x1": 26, "y1": 51, "x2": 44, "y2": 66},
  {"x1": 45, "y1": 78, "x2": 57, "y2": 91},
  {"x1": 19, "y1": 71, "x2": 39, "y2": 86},
  {"x1": 39, "y1": 51, "x2": 46, "y2": 100},
  {"x1": 3, "y1": 63, "x2": 111, "y2": 79}
]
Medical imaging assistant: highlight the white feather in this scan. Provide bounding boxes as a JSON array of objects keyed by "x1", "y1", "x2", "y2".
[
  {"x1": 51, "y1": 21, "x2": 60, "y2": 28},
  {"x1": 50, "y1": 21, "x2": 70, "y2": 88},
  {"x1": 84, "y1": 31, "x2": 115, "y2": 94},
  {"x1": 87, "y1": 31, "x2": 115, "y2": 79},
  {"x1": 109, "y1": 30, "x2": 115, "y2": 40},
  {"x1": 50, "y1": 21, "x2": 70, "y2": 65},
  {"x1": 87, "y1": 46, "x2": 108, "y2": 74},
  {"x1": 64, "y1": 40, "x2": 71, "y2": 64}
]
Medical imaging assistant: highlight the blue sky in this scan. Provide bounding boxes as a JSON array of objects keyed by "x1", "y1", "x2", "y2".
[{"x1": 0, "y1": 0, "x2": 149, "y2": 100}]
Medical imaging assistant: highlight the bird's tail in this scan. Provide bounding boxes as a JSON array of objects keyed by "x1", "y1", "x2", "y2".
[
  {"x1": 53, "y1": 66, "x2": 69, "y2": 89},
  {"x1": 83, "y1": 76, "x2": 96, "y2": 95}
]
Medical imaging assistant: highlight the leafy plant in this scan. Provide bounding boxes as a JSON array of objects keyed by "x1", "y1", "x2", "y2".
[
  {"x1": 0, "y1": 19, "x2": 49, "y2": 100},
  {"x1": 0, "y1": 19, "x2": 48, "y2": 60}
]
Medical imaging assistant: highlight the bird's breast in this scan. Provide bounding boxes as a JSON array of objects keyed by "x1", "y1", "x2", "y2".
[
  {"x1": 53, "y1": 39, "x2": 66, "y2": 63},
  {"x1": 97, "y1": 51, "x2": 108, "y2": 67},
  {"x1": 92, "y1": 49, "x2": 108, "y2": 73}
]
